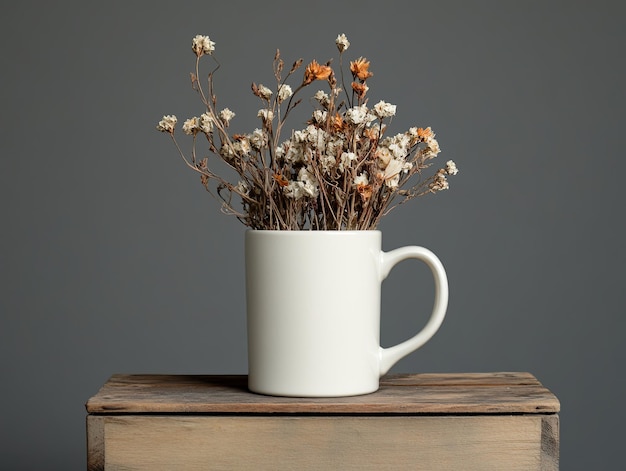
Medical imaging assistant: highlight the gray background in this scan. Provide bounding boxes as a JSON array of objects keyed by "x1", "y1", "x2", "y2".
[{"x1": 1, "y1": 1, "x2": 624, "y2": 469}]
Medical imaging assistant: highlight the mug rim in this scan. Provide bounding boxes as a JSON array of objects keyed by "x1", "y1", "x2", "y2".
[{"x1": 246, "y1": 229, "x2": 381, "y2": 235}]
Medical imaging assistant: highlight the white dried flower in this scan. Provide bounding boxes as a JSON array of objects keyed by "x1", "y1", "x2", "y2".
[
  {"x1": 339, "y1": 151, "x2": 356, "y2": 172},
  {"x1": 373, "y1": 100, "x2": 397, "y2": 118},
  {"x1": 199, "y1": 113, "x2": 214, "y2": 133},
  {"x1": 335, "y1": 33, "x2": 350, "y2": 53},
  {"x1": 277, "y1": 84, "x2": 293, "y2": 103},
  {"x1": 353, "y1": 173, "x2": 369, "y2": 187},
  {"x1": 219, "y1": 108, "x2": 235, "y2": 126},
  {"x1": 156, "y1": 115, "x2": 177, "y2": 133},
  {"x1": 284, "y1": 181, "x2": 305, "y2": 199},
  {"x1": 257, "y1": 109, "x2": 274, "y2": 122},
  {"x1": 283, "y1": 168, "x2": 319, "y2": 200},
  {"x1": 249, "y1": 128, "x2": 267, "y2": 149},
  {"x1": 429, "y1": 170, "x2": 449, "y2": 192},
  {"x1": 394, "y1": 133, "x2": 411, "y2": 148},
  {"x1": 219, "y1": 143, "x2": 236, "y2": 160},
  {"x1": 257, "y1": 84, "x2": 273, "y2": 100},
  {"x1": 379, "y1": 159, "x2": 404, "y2": 189},
  {"x1": 386, "y1": 134, "x2": 410, "y2": 159},
  {"x1": 298, "y1": 167, "x2": 319, "y2": 198},
  {"x1": 326, "y1": 137, "x2": 344, "y2": 157},
  {"x1": 313, "y1": 90, "x2": 330, "y2": 107},
  {"x1": 345, "y1": 105, "x2": 369, "y2": 125},
  {"x1": 293, "y1": 129, "x2": 307, "y2": 144},
  {"x1": 425, "y1": 138, "x2": 441, "y2": 158},
  {"x1": 320, "y1": 154, "x2": 337, "y2": 174},
  {"x1": 192, "y1": 35, "x2": 215, "y2": 56},
  {"x1": 182, "y1": 117, "x2": 199, "y2": 135},
  {"x1": 445, "y1": 160, "x2": 458, "y2": 175},
  {"x1": 312, "y1": 110, "x2": 327, "y2": 124},
  {"x1": 387, "y1": 143, "x2": 403, "y2": 160},
  {"x1": 376, "y1": 146, "x2": 393, "y2": 168},
  {"x1": 304, "y1": 124, "x2": 328, "y2": 147},
  {"x1": 274, "y1": 144, "x2": 286, "y2": 160},
  {"x1": 284, "y1": 143, "x2": 305, "y2": 163},
  {"x1": 233, "y1": 137, "x2": 252, "y2": 155}
]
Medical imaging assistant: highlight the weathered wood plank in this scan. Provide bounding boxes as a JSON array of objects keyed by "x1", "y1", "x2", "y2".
[
  {"x1": 540, "y1": 415, "x2": 560, "y2": 470},
  {"x1": 100, "y1": 415, "x2": 548, "y2": 471},
  {"x1": 86, "y1": 415, "x2": 104, "y2": 471},
  {"x1": 381, "y1": 371, "x2": 542, "y2": 386},
  {"x1": 85, "y1": 373, "x2": 560, "y2": 415}
]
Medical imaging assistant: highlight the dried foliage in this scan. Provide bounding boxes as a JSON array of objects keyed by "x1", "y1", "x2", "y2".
[{"x1": 157, "y1": 34, "x2": 458, "y2": 230}]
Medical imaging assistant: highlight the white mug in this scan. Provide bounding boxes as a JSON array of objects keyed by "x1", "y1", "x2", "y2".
[{"x1": 245, "y1": 230, "x2": 448, "y2": 397}]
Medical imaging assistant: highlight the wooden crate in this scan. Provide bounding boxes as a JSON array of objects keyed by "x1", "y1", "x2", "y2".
[{"x1": 86, "y1": 372, "x2": 559, "y2": 470}]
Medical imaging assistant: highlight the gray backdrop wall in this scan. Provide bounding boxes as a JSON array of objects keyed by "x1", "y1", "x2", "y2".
[{"x1": 1, "y1": 1, "x2": 624, "y2": 469}]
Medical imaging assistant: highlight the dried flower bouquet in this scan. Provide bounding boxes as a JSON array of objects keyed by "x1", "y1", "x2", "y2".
[{"x1": 157, "y1": 33, "x2": 458, "y2": 230}]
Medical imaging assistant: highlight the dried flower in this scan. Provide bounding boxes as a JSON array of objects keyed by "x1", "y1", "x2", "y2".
[
  {"x1": 257, "y1": 109, "x2": 274, "y2": 122},
  {"x1": 353, "y1": 173, "x2": 369, "y2": 187},
  {"x1": 424, "y1": 138, "x2": 441, "y2": 159},
  {"x1": 277, "y1": 84, "x2": 293, "y2": 103},
  {"x1": 182, "y1": 117, "x2": 200, "y2": 135},
  {"x1": 156, "y1": 115, "x2": 177, "y2": 133},
  {"x1": 249, "y1": 128, "x2": 267, "y2": 149},
  {"x1": 373, "y1": 100, "x2": 397, "y2": 119},
  {"x1": 350, "y1": 57, "x2": 373, "y2": 81},
  {"x1": 274, "y1": 173, "x2": 289, "y2": 187},
  {"x1": 200, "y1": 113, "x2": 214, "y2": 133},
  {"x1": 314, "y1": 90, "x2": 330, "y2": 107},
  {"x1": 376, "y1": 147, "x2": 393, "y2": 168},
  {"x1": 257, "y1": 84, "x2": 273, "y2": 100},
  {"x1": 331, "y1": 113, "x2": 346, "y2": 133},
  {"x1": 219, "y1": 108, "x2": 235, "y2": 126},
  {"x1": 345, "y1": 105, "x2": 372, "y2": 125},
  {"x1": 192, "y1": 35, "x2": 215, "y2": 56},
  {"x1": 363, "y1": 127, "x2": 381, "y2": 141},
  {"x1": 417, "y1": 127, "x2": 434, "y2": 141},
  {"x1": 354, "y1": 173, "x2": 372, "y2": 201},
  {"x1": 429, "y1": 169, "x2": 449, "y2": 192},
  {"x1": 377, "y1": 158, "x2": 405, "y2": 189},
  {"x1": 351, "y1": 81, "x2": 369, "y2": 99},
  {"x1": 335, "y1": 33, "x2": 350, "y2": 53},
  {"x1": 339, "y1": 151, "x2": 357, "y2": 172},
  {"x1": 445, "y1": 160, "x2": 459, "y2": 175},
  {"x1": 303, "y1": 60, "x2": 333, "y2": 85}
]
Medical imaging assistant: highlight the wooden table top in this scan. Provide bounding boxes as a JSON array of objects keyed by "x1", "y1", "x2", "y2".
[{"x1": 85, "y1": 372, "x2": 560, "y2": 415}]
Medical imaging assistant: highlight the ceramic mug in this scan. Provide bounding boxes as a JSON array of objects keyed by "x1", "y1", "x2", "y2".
[{"x1": 245, "y1": 230, "x2": 448, "y2": 397}]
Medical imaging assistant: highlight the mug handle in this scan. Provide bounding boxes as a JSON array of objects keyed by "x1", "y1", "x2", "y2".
[{"x1": 378, "y1": 246, "x2": 449, "y2": 376}]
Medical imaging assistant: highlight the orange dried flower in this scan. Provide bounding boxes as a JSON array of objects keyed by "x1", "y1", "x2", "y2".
[
  {"x1": 303, "y1": 60, "x2": 333, "y2": 85},
  {"x1": 417, "y1": 127, "x2": 434, "y2": 140},
  {"x1": 351, "y1": 81, "x2": 369, "y2": 99},
  {"x1": 331, "y1": 113, "x2": 346, "y2": 133},
  {"x1": 357, "y1": 183, "x2": 373, "y2": 201},
  {"x1": 273, "y1": 173, "x2": 289, "y2": 187},
  {"x1": 363, "y1": 127, "x2": 380, "y2": 141},
  {"x1": 350, "y1": 57, "x2": 373, "y2": 81}
]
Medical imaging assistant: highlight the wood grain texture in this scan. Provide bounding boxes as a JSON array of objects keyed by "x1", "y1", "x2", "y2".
[
  {"x1": 86, "y1": 373, "x2": 559, "y2": 470},
  {"x1": 541, "y1": 415, "x2": 560, "y2": 470},
  {"x1": 97, "y1": 415, "x2": 554, "y2": 471},
  {"x1": 85, "y1": 372, "x2": 560, "y2": 415},
  {"x1": 86, "y1": 416, "x2": 104, "y2": 471}
]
